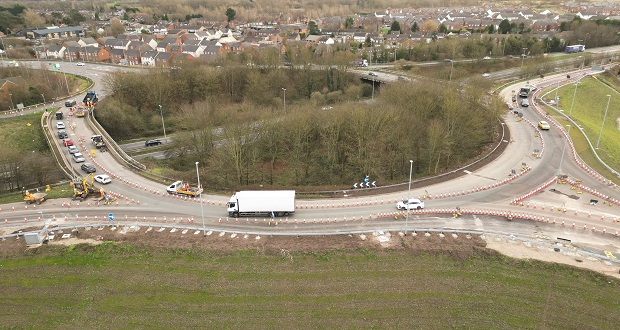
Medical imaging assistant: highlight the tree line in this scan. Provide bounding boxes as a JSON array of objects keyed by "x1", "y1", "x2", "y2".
[
  {"x1": 0, "y1": 64, "x2": 79, "y2": 111},
  {"x1": 98, "y1": 66, "x2": 502, "y2": 188}
]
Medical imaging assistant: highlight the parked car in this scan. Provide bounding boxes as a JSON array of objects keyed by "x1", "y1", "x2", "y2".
[
  {"x1": 57, "y1": 130, "x2": 68, "y2": 139},
  {"x1": 73, "y1": 152, "x2": 85, "y2": 163},
  {"x1": 81, "y1": 163, "x2": 96, "y2": 173},
  {"x1": 538, "y1": 121, "x2": 551, "y2": 130},
  {"x1": 483, "y1": 56, "x2": 492, "y2": 60},
  {"x1": 396, "y1": 198, "x2": 425, "y2": 210},
  {"x1": 482, "y1": 73, "x2": 490, "y2": 77},
  {"x1": 63, "y1": 139, "x2": 73, "y2": 147},
  {"x1": 368, "y1": 72, "x2": 377, "y2": 76},
  {"x1": 76, "y1": 62, "x2": 85, "y2": 66},
  {"x1": 68, "y1": 146, "x2": 79, "y2": 154},
  {"x1": 94, "y1": 174, "x2": 111, "y2": 184},
  {"x1": 145, "y1": 139, "x2": 162, "y2": 147},
  {"x1": 56, "y1": 122, "x2": 66, "y2": 129},
  {"x1": 64, "y1": 100, "x2": 76, "y2": 107}
]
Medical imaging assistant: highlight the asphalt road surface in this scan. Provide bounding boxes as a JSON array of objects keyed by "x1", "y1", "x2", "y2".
[{"x1": 2, "y1": 59, "x2": 620, "y2": 255}]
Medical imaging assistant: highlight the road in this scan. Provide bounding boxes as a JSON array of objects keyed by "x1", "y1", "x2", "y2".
[{"x1": 2, "y1": 60, "x2": 620, "y2": 255}]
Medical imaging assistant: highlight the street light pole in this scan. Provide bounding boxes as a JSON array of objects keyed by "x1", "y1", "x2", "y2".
[
  {"x1": 41, "y1": 93, "x2": 45, "y2": 105},
  {"x1": 281, "y1": 87, "x2": 286, "y2": 113},
  {"x1": 555, "y1": 79, "x2": 560, "y2": 105},
  {"x1": 406, "y1": 159, "x2": 413, "y2": 229},
  {"x1": 521, "y1": 48, "x2": 528, "y2": 68},
  {"x1": 596, "y1": 95, "x2": 611, "y2": 149},
  {"x1": 569, "y1": 82, "x2": 579, "y2": 116},
  {"x1": 555, "y1": 125, "x2": 571, "y2": 189},
  {"x1": 195, "y1": 162, "x2": 206, "y2": 237},
  {"x1": 8, "y1": 93, "x2": 14, "y2": 110},
  {"x1": 158, "y1": 104, "x2": 167, "y2": 139}
]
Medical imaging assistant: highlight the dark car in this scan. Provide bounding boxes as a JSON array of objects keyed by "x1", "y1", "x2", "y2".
[
  {"x1": 65, "y1": 100, "x2": 76, "y2": 107},
  {"x1": 57, "y1": 130, "x2": 68, "y2": 139},
  {"x1": 81, "y1": 163, "x2": 97, "y2": 173},
  {"x1": 145, "y1": 139, "x2": 162, "y2": 147}
]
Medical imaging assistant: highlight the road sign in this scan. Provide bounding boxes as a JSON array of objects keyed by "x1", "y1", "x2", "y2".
[{"x1": 108, "y1": 213, "x2": 115, "y2": 221}]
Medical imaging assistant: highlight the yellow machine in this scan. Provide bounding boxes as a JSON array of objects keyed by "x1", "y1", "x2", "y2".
[
  {"x1": 24, "y1": 191, "x2": 47, "y2": 204},
  {"x1": 71, "y1": 174, "x2": 102, "y2": 201}
]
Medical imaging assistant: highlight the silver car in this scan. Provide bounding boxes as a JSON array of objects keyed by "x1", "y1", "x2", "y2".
[{"x1": 72, "y1": 152, "x2": 85, "y2": 163}]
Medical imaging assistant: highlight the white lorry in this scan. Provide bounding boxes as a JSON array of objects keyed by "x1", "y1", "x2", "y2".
[{"x1": 227, "y1": 190, "x2": 295, "y2": 217}]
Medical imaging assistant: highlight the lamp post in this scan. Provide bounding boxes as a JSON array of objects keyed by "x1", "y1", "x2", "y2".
[
  {"x1": 569, "y1": 82, "x2": 579, "y2": 116},
  {"x1": 406, "y1": 159, "x2": 413, "y2": 229},
  {"x1": 281, "y1": 87, "x2": 286, "y2": 113},
  {"x1": 596, "y1": 95, "x2": 611, "y2": 149},
  {"x1": 554, "y1": 79, "x2": 560, "y2": 106},
  {"x1": 521, "y1": 48, "x2": 528, "y2": 68},
  {"x1": 196, "y1": 161, "x2": 206, "y2": 236},
  {"x1": 449, "y1": 59, "x2": 454, "y2": 82},
  {"x1": 556, "y1": 125, "x2": 571, "y2": 189},
  {"x1": 158, "y1": 104, "x2": 167, "y2": 139},
  {"x1": 41, "y1": 93, "x2": 45, "y2": 105},
  {"x1": 8, "y1": 93, "x2": 14, "y2": 110}
]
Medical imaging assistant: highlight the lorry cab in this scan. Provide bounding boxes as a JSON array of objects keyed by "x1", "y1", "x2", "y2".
[{"x1": 167, "y1": 181, "x2": 183, "y2": 194}]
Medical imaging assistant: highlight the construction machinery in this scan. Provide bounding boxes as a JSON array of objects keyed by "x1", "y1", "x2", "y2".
[
  {"x1": 166, "y1": 180, "x2": 203, "y2": 197},
  {"x1": 71, "y1": 174, "x2": 102, "y2": 201},
  {"x1": 91, "y1": 135, "x2": 106, "y2": 149},
  {"x1": 83, "y1": 91, "x2": 98, "y2": 106},
  {"x1": 76, "y1": 107, "x2": 87, "y2": 117},
  {"x1": 24, "y1": 191, "x2": 47, "y2": 204}
]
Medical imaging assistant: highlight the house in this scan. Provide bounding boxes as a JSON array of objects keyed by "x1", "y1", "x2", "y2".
[
  {"x1": 78, "y1": 37, "x2": 98, "y2": 47},
  {"x1": 154, "y1": 51, "x2": 174, "y2": 66},
  {"x1": 141, "y1": 50, "x2": 158, "y2": 66},
  {"x1": 125, "y1": 49, "x2": 142, "y2": 65},
  {"x1": 305, "y1": 35, "x2": 322, "y2": 43},
  {"x1": 353, "y1": 32, "x2": 368, "y2": 43},
  {"x1": 28, "y1": 26, "x2": 86, "y2": 40},
  {"x1": 65, "y1": 46, "x2": 80, "y2": 61},
  {"x1": 79, "y1": 46, "x2": 110, "y2": 62},
  {"x1": 109, "y1": 48, "x2": 125, "y2": 64},
  {"x1": 46, "y1": 45, "x2": 65, "y2": 59},
  {"x1": 181, "y1": 45, "x2": 204, "y2": 58},
  {"x1": 127, "y1": 40, "x2": 146, "y2": 50}
]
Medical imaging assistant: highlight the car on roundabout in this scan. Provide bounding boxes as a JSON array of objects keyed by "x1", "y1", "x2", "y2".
[
  {"x1": 145, "y1": 139, "x2": 162, "y2": 147},
  {"x1": 63, "y1": 139, "x2": 73, "y2": 147},
  {"x1": 396, "y1": 198, "x2": 425, "y2": 210},
  {"x1": 73, "y1": 152, "x2": 85, "y2": 163},
  {"x1": 538, "y1": 121, "x2": 551, "y2": 130},
  {"x1": 81, "y1": 163, "x2": 97, "y2": 173},
  {"x1": 94, "y1": 174, "x2": 111, "y2": 184}
]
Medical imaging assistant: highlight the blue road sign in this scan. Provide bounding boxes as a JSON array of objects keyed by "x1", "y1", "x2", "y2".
[{"x1": 108, "y1": 213, "x2": 115, "y2": 221}]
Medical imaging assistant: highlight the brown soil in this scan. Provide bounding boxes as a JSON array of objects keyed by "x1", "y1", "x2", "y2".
[{"x1": 1, "y1": 226, "x2": 488, "y2": 260}]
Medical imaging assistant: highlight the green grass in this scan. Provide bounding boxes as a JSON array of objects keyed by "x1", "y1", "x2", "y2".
[
  {"x1": 551, "y1": 77, "x2": 620, "y2": 183},
  {"x1": 0, "y1": 243, "x2": 618, "y2": 328},
  {"x1": 0, "y1": 111, "x2": 49, "y2": 153},
  {"x1": 0, "y1": 183, "x2": 73, "y2": 204}
]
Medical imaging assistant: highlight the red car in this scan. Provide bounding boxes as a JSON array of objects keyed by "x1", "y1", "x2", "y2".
[{"x1": 63, "y1": 139, "x2": 74, "y2": 147}]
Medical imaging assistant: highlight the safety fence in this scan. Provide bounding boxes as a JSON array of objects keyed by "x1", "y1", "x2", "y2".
[
  {"x1": 3, "y1": 207, "x2": 618, "y2": 238},
  {"x1": 564, "y1": 178, "x2": 620, "y2": 206},
  {"x1": 511, "y1": 177, "x2": 557, "y2": 205}
]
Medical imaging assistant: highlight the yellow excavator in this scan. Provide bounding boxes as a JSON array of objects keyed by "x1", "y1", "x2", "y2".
[
  {"x1": 24, "y1": 191, "x2": 47, "y2": 204},
  {"x1": 71, "y1": 174, "x2": 102, "y2": 201}
]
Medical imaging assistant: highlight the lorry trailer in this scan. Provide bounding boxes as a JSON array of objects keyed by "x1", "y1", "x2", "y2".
[{"x1": 227, "y1": 190, "x2": 296, "y2": 217}]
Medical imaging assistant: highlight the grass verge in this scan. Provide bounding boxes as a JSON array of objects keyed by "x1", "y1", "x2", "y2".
[
  {"x1": 0, "y1": 242, "x2": 618, "y2": 328},
  {"x1": 0, "y1": 182, "x2": 73, "y2": 204}
]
